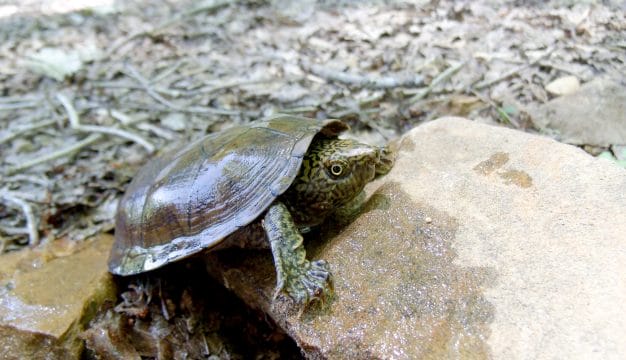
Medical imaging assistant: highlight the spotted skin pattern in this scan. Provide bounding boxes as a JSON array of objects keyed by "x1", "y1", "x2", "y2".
[
  {"x1": 282, "y1": 137, "x2": 382, "y2": 226},
  {"x1": 261, "y1": 136, "x2": 389, "y2": 305},
  {"x1": 263, "y1": 202, "x2": 332, "y2": 305}
]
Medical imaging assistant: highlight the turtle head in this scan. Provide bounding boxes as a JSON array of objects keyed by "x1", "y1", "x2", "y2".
[{"x1": 282, "y1": 136, "x2": 391, "y2": 226}]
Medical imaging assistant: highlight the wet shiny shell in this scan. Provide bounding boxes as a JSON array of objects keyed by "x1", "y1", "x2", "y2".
[{"x1": 109, "y1": 115, "x2": 348, "y2": 276}]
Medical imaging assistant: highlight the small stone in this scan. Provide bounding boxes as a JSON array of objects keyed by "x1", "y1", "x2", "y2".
[
  {"x1": 0, "y1": 235, "x2": 116, "y2": 359},
  {"x1": 160, "y1": 113, "x2": 187, "y2": 131},
  {"x1": 545, "y1": 75, "x2": 580, "y2": 96}
]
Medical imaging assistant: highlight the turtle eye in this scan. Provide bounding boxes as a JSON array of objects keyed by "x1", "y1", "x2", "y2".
[{"x1": 328, "y1": 160, "x2": 349, "y2": 178}]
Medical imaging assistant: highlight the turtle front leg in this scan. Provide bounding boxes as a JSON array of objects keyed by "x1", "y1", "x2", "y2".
[{"x1": 262, "y1": 201, "x2": 333, "y2": 305}]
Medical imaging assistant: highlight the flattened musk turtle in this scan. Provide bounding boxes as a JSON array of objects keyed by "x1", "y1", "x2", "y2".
[{"x1": 109, "y1": 115, "x2": 392, "y2": 304}]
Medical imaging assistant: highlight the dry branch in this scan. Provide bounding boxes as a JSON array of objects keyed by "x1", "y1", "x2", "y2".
[
  {"x1": 5, "y1": 133, "x2": 102, "y2": 175},
  {"x1": 405, "y1": 61, "x2": 466, "y2": 104},
  {"x1": 0, "y1": 189, "x2": 40, "y2": 246},
  {"x1": 0, "y1": 119, "x2": 58, "y2": 145},
  {"x1": 0, "y1": 101, "x2": 40, "y2": 111},
  {"x1": 473, "y1": 48, "x2": 555, "y2": 90},
  {"x1": 56, "y1": 94, "x2": 156, "y2": 153},
  {"x1": 301, "y1": 60, "x2": 424, "y2": 89},
  {"x1": 106, "y1": 0, "x2": 233, "y2": 57},
  {"x1": 123, "y1": 65, "x2": 244, "y2": 116}
]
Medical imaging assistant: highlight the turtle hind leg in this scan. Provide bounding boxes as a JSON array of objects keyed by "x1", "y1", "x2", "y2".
[{"x1": 262, "y1": 201, "x2": 333, "y2": 306}]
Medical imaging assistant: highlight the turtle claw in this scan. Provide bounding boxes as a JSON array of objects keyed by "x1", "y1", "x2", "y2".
[{"x1": 278, "y1": 259, "x2": 333, "y2": 306}]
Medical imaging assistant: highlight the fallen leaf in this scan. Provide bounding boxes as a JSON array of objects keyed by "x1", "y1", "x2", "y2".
[{"x1": 24, "y1": 47, "x2": 84, "y2": 81}]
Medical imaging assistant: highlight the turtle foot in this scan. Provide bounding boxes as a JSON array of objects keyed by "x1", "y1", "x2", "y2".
[{"x1": 276, "y1": 259, "x2": 333, "y2": 306}]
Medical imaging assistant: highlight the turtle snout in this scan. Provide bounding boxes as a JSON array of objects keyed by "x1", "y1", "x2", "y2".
[
  {"x1": 362, "y1": 149, "x2": 379, "y2": 181},
  {"x1": 374, "y1": 146, "x2": 394, "y2": 177}
]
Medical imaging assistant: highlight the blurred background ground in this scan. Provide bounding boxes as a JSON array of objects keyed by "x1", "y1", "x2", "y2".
[{"x1": 0, "y1": 0, "x2": 624, "y2": 358}]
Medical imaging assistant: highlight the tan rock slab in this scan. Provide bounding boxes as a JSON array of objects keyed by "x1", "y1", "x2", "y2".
[
  {"x1": 206, "y1": 117, "x2": 626, "y2": 359},
  {"x1": 0, "y1": 235, "x2": 116, "y2": 360},
  {"x1": 531, "y1": 77, "x2": 626, "y2": 146}
]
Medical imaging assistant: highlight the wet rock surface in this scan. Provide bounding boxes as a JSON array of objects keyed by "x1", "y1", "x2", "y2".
[
  {"x1": 206, "y1": 117, "x2": 626, "y2": 359},
  {"x1": 0, "y1": 235, "x2": 116, "y2": 360}
]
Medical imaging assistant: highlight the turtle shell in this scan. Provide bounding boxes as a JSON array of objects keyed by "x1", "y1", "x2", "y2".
[{"x1": 109, "y1": 115, "x2": 348, "y2": 275}]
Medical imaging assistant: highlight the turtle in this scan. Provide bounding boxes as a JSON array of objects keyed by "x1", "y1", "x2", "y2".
[{"x1": 109, "y1": 114, "x2": 392, "y2": 305}]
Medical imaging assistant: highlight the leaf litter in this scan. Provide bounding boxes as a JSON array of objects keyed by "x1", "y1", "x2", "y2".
[{"x1": 0, "y1": 0, "x2": 624, "y2": 357}]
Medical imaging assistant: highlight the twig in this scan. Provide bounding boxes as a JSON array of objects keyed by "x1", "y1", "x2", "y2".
[
  {"x1": 473, "y1": 48, "x2": 555, "y2": 90},
  {"x1": 358, "y1": 92, "x2": 386, "y2": 107},
  {"x1": 278, "y1": 106, "x2": 319, "y2": 114},
  {"x1": 537, "y1": 61, "x2": 584, "y2": 78},
  {"x1": 2, "y1": 174, "x2": 50, "y2": 187},
  {"x1": 123, "y1": 101, "x2": 253, "y2": 116},
  {"x1": 0, "y1": 95, "x2": 43, "y2": 103},
  {"x1": 192, "y1": 77, "x2": 279, "y2": 94},
  {"x1": 152, "y1": 59, "x2": 186, "y2": 83},
  {"x1": 56, "y1": 93, "x2": 155, "y2": 152},
  {"x1": 406, "y1": 61, "x2": 466, "y2": 104},
  {"x1": 470, "y1": 90, "x2": 520, "y2": 128},
  {"x1": 5, "y1": 133, "x2": 102, "y2": 175},
  {"x1": 167, "y1": 62, "x2": 217, "y2": 81},
  {"x1": 0, "y1": 226, "x2": 30, "y2": 235},
  {"x1": 136, "y1": 123, "x2": 177, "y2": 141},
  {"x1": 0, "y1": 119, "x2": 58, "y2": 145},
  {"x1": 0, "y1": 189, "x2": 47, "y2": 203},
  {"x1": 111, "y1": 109, "x2": 175, "y2": 140},
  {"x1": 4, "y1": 94, "x2": 171, "y2": 175},
  {"x1": 123, "y1": 65, "x2": 182, "y2": 109},
  {"x1": 106, "y1": 0, "x2": 233, "y2": 57},
  {"x1": 109, "y1": 109, "x2": 134, "y2": 125},
  {"x1": 328, "y1": 107, "x2": 379, "y2": 119},
  {"x1": 123, "y1": 64, "x2": 246, "y2": 115},
  {"x1": 91, "y1": 81, "x2": 182, "y2": 97},
  {"x1": 0, "y1": 189, "x2": 40, "y2": 246},
  {"x1": 301, "y1": 60, "x2": 424, "y2": 89},
  {"x1": 0, "y1": 101, "x2": 40, "y2": 111},
  {"x1": 57, "y1": 93, "x2": 80, "y2": 127},
  {"x1": 92, "y1": 60, "x2": 185, "y2": 96},
  {"x1": 73, "y1": 124, "x2": 156, "y2": 153}
]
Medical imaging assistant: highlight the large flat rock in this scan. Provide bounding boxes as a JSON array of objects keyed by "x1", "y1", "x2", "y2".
[
  {"x1": 0, "y1": 235, "x2": 116, "y2": 360},
  {"x1": 206, "y1": 117, "x2": 626, "y2": 359}
]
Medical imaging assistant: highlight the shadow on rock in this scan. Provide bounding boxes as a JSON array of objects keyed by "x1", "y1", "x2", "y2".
[{"x1": 82, "y1": 260, "x2": 302, "y2": 359}]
